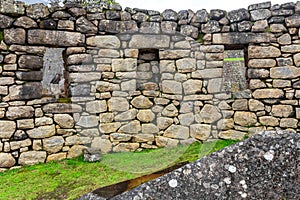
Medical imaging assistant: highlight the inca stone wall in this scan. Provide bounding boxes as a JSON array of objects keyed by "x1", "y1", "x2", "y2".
[{"x1": 1, "y1": 0, "x2": 300, "y2": 169}]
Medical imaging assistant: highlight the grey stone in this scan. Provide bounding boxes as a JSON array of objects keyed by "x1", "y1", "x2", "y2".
[
  {"x1": 0, "y1": 14, "x2": 13, "y2": 28},
  {"x1": 252, "y1": 20, "x2": 268, "y2": 32},
  {"x1": 207, "y1": 78, "x2": 223, "y2": 93},
  {"x1": 77, "y1": 116, "x2": 98, "y2": 128},
  {"x1": 281, "y1": 44, "x2": 300, "y2": 53},
  {"x1": 250, "y1": 9, "x2": 271, "y2": 20},
  {"x1": 19, "y1": 151, "x2": 46, "y2": 166},
  {"x1": 43, "y1": 136, "x2": 64, "y2": 153},
  {"x1": 87, "y1": 35, "x2": 120, "y2": 48},
  {"x1": 118, "y1": 120, "x2": 141, "y2": 134},
  {"x1": 248, "y1": 69, "x2": 269, "y2": 78},
  {"x1": 248, "y1": 46, "x2": 281, "y2": 58},
  {"x1": 201, "y1": 20, "x2": 221, "y2": 33},
  {"x1": 16, "y1": 71, "x2": 43, "y2": 81},
  {"x1": 157, "y1": 117, "x2": 173, "y2": 130},
  {"x1": 164, "y1": 125, "x2": 189, "y2": 140},
  {"x1": 248, "y1": 59, "x2": 276, "y2": 68},
  {"x1": 18, "y1": 55, "x2": 43, "y2": 70},
  {"x1": 270, "y1": 66, "x2": 300, "y2": 79},
  {"x1": 213, "y1": 33, "x2": 276, "y2": 44},
  {"x1": 192, "y1": 69, "x2": 222, "y2": 79},
  {"x1": 0, "y1": 0, "x2": 25, "y2": 15},
  {"x1": 28, "y1": 30, "x2": 85, "y2": 47},
  {"x1": 161, "y1": 21, "x2": 177, "y2": 34},
  {"x1": 180, "y1": 25, "x2": 198, "y2": 39},
  {"x1": 162, "y1": 104, "x2": 178, "y2": 117},
  {"x1": 270, "y1": 24, "x2": 287, "y2": 33},
  {"x1": 65, "y1": 135, "x2": 92, "y2": 145},
  {"x1": 6, "y1": 106, "x2": 34, "y2": 120},
  {"x1": 249, "y1": 99, "x2": 265, "y2": 111},
  {"x1": 193, "y1": 9, "x2": 208, "y2": 23},
  {"x1": 162, "y1": 80, "x2": 182, "y2": 95},
  {"x1": 259, "y1": 116, "x2": 279, "y2": 126},
  {"x1": 26, "y1": 3, "x2": 49, "y2": 19},
  {"x1": 27, "y1": 125, "x2": 56, "y2": 139},
  {"x1": 4, "y1": 28, "x2": 26, "y2": 44},
  {"x1": 110, "y1": 133, "x2": 132, "y2": 142},
  {"x1": 278, "y1": 33, "x2": 291, "y2": 45},
  {"x1": 210, "y1": 9, "x2": 226, "y2": 20},
  {"x1": 76, "y1": 16, "x2": 97, "y2": 34},
  {"x1": 91, "y1": 137, "x2": 112, "y2": 154},
  {"x1": 129, "y1": 35, "x2": 170, "y2": 48},
  {"x1": 67, "y1": 145, "x2": 86, "y2": 159},
  {"x1": 176, "y1": 58, "x2": 196, "y2": 73},
  {"x1": 219, "y1": 130, "x2": 246, "y2": 140},
  {"x1": 199, "y1": 104, "x2": 222, "y2": 123},
  {"x1": 237, "y1": 21, "x2": 252, "y2": 32},
  {"x1": 228, "y1": 8, "x2": 250, "y2": 23},
  {"x1": 39, "y1": 19, "x2": 56, "y2": 29},
  {"x1": 43, "y1": 103, "x2": 82, "y2": 114},
  {"x1": 285, "y1": 15, "x2": 300, "y2": 27},
  {"x1": 234, "y1": 111, "x2": 257, "y2": 126},
  {"x1": 280, "y1": 118, "x2": 298, "y2": 128},
  {"x1": 248, "y1": 2, "x2": 271, "y2": 10},
  {"x1": 162, "y1": 9, "x2": 178, "y2": 21},
  {"x1": 112, "y1": 59, "x2": 137, "y2": 72}
]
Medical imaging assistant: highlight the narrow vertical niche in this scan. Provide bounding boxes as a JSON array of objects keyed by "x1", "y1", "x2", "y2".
[
  {"x1": 137, "y1": 49, "x2": 160, "y2": 91},
  {"x1": 42, "y1": 48, "x2": 68, "y2": 98},
  {"x1": 223, "y1": 45, "x2": 248, "y2": 93}
]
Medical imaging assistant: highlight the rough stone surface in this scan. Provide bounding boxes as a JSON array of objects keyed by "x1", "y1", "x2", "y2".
[
  {"x1": 0, "y1": 153, "x2": 15, "y2": 168},
  {"x1": 0, "y1": 121, "x2": 16, "y2": 139},
  {"x1": 43, "y1": 136, "x2": 64, "y2": 153},
  {"x1": 19, "y1": 151, "x2": 47, "y2": 166}
]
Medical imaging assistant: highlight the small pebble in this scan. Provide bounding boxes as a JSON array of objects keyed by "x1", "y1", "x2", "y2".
[
  {"x1": 263, "y1": 150, "x2": 275, "y2": 161},
  {"x1": 228, "y1": 165, "x2": 237, "y2": 173},
  {"x1": 168, "y1": 179, "x2": 178, "y2": 188}
]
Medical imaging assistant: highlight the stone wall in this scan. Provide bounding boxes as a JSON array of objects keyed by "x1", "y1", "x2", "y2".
[{"x1": 1, "y1": 0, "x2": 300, "y2": 169}]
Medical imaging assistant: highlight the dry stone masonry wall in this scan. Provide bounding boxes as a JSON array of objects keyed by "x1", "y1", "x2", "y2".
[{"x1": 1, "y1": 0, "x2": 300, "y2": 169}]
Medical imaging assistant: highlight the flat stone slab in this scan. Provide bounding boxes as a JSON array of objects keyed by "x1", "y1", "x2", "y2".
[{"x1": 80, "y1": 130, "x2": 300, "y2": 199}]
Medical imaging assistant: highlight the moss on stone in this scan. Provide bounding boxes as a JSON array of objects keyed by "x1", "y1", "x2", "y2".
[
  {"x1": 0, "y1": 29, "x2": 4, "y2": 42},
  {"x1": 196, "y1": 33, "x2": 204, "y2": 44}
]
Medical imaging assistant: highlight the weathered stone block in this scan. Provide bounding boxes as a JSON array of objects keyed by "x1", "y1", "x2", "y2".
[
  {"x1": 219, "y1": 130, "x2": 246, "y2": 140},
  {"x1": 129, "y1": 35, "x2": 170, "y2": 48},
  {"x1": 0, "y1": 153, "x2": 15, "y2": 168},
  {"x1": 14, "y1": 16, "x2": 38, "y2": 29},
  {"x1": 183, "y1": 80, "x2": 202, "y2": 95},
  {"x1": 162, "y1": 80, "x2": 182, "y2": 95},
  {"x1": 69, "y1": 72, "x2": 102, "y2": 83},
  {"x1": 28, "y1": 30, "x2": 85, "y2": 47},
  {"x1": 108, "y1": 97, "x2": 129, "y2": 112},
  {"x1": 207, "y1": 78, "x2": 223, "y2": 94},
  {"x1": 141, "y1": 124, "x2": 159, "y2": 134},
  {"x1": 280, "y1": 118, "x2": 298, "y2": 128},
  {"x1": 164, "y1": 125, "x2": 189, "y2": 140},
  {"x1": 198, "y1": 104, "x2": 222, "y2": 123},
  {"x1": 249, "y1": 99, "x2": 264, "y2": 111},
  {"x1": 250, "y1": 9, "x2": 271, "y2": 21},
  {"x1": 91, "y1": 137, "x2": 112, "y2": 153},
  {"x1": 27, "y1": 125, "x2": 56, "y2": 139},
  {"x1": 76, "y1": 16, "x2": 97, "y2": 33},
  {"x1": 259, "y1": 116, "x2": 279, "y2": 126},
  {"x1": 228, "y1": 8, "x2": 250, "y2": 23},
  {"x1": 0, "y1": 77, "x2": 14, "y2": 86},
  {"x1": 17, "y1": 119, "x2": 34, "y2": 129},
  {"x1": 271, "y1": 105, "x2": 293, "y2": 118},
  {"x1": 65, "y1": 135, "x2": 92, "y2": 145},
  {"x1": 18, "y1": 55, "x2": 43, "y2": 70},
  {"x1": 19, "y1": 151, "x2": 47, "y2": 166},
  {"x1": 87, "y1": 35, "x2": 120, "y2": 48},
  {"x1": 67, "y1": 54, "x2": 93, "y2": 65},
  {"x1": 252, "y1": 89, "x2": 284, "y2": 99},
  {"x1": 9, "y1": 82, "x2": 42, "y2": 101},
  {"x1": 118, "y1": 120, "x2": 141, "y2": 134},
  {"x1": 113, "y1": 143, "x2": 139, "y2": 152},
  {"x1": 54, "y1": 114, "x2": 74, "y2": 128},
  {"x1": 213, "y1": 33, "x2": 276, "y2": 44},
  {"x1": 67, "y1": 145, "x2": 86, "y2": 159},
  {"x1": 99, "y1": 122, "x2": 121, "y2": 134},
  {"x1": 131, "y1": 95, "x2": 153, "y2": 109},
  {"x1": 159, "y1": 50, "x2": 190, "y2": 59},
  {"x1": 176, "y1": 58, "x2": 196, "y2": 73},
  {"x1": 192, "y1": 69, "x2": 222, "y2": 79},
  {"x1": 281, "y1": 45, "x2": 300, "y2": 53},
  {"x1": 0, "y1": 14, "x2": 14, "y2": 28},
  {"x1": 77, "y1": 116, "x2": 98, "y2": 128},
  {"x1": 137, "y1": 110, "x2": 155, "y2": 122},
  {"x1": 155, "y1": 136, "x2": 178, "y2": 148},
  {"x1": 248, "y1": 59, "x2": 276, "y2": 68},
  {"x1": 180, "y1": 25, "x2": 198, "y2": 39},
  {"x1": 248, "y1": 46, "x2": 281, "y2": 58},
  {"x1": 0, "y1": 121, "x2": 16, "y2": 139},
  {"x1": 4, "y1": 28, "x2": 25, "y2": 44},
  {"x1": 43, "y1": 103, "x2": 82, "y2": 113},
  {"x1": 270, "y1": 66, "x2": 300, "y2": 79},
  {"x1": 285, "y1": 15, "x2": 300, "y2": 27},
  {"x1": 234, "y1": 111, "x2": 257, "y2": 126},
  {"x1": 110, "y1": 133, "x2": 132, "y2": 142},
  {"x1": 112, "y1": 59, "x2": 137, "y2": 72},
  {"x1": 6, "y1": 106, "x2": 34, "y2": 120},
  {"x1": 190, "y1": 124, "x2": 210, "y2": 140},
  {"x1": 43, "y1": 136, "x2": 64, "y2": 153},
  {"x1": 16, "y1": 71, "x2": 43, "y2": 81}
]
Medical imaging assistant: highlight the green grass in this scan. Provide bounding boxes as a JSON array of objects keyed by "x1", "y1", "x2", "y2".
[
  {"x1": 0, "y1": 139, "x2": 239, "y2": 200},
  {"x1": 0, "y1": 29, "x2": 3, "y2": 42}
]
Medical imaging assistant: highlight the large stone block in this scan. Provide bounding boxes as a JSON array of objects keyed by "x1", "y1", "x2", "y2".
[
  {"x1": 191, "y1": 69, "x2": 222, "y2": 79},
  {"x1": 18, "y1": 55, "x2": 43, "y2": 70},
  {"x1": 250, "y1": 9, "x2": 271, "y2": 20},
  {"x1": 113, "y1": 143, "x2": 139, "y2": 152},
  {"x1": 108, "y1": 97, "x2": 129, "y2": 112},
  {"x1": 155, "y1": 136, "x2": 178, "y2": 148},
  {"x1": 76, "y1": 16, "x2": 97, "y2": 33},
  {"x1": 54, "y1": 114, "x2": 74, "y2": 128},
  {"x1": 248, "y1": 59, "x2": 276, "y2": 68},
  {"x1": 14, "y1": 16, "x2": 38, "y2": 29},
  {"x1": 43, "y1": 103, "x2": 82, "y2": 113},
  {"x1": 26, "y1": 3, "x2": 49, "y2": 19},
  {"x1": 162, "y1": 80, "x2": 182, "y2": 95},
  {"x1": 285, "y1": 15, "x2": 300, "y2": 27},
  {"x1": 0, "y1": 14, "x2": 14, "y2": 28},
  {"x1": 252, "y1": 89, "x2": 284, "y2": 99},
  {"x1": 99, "y1": 122, "x2": 121, "y2": 134},
  {"x1": 183, "y1": 80, "x2": 202, "y2": 95},
  {"x1": 43, "y1": 136, "x2": 64, "y2": 153},
  {"x1": 4, "y1": 28, "x2": 26, "y2": 44},
  {"x1": 176, "y1": 58, "x2": 196, "y2": 73},
  {"x1": 0, "y1": 121, "x2": 16, "y2": 139},
  {"x1": 259, "y1": 116, "x2": 279, "y2": 126},
  {"x1": 234, "y1": 111, "x2": 257, "y2": 126},
  {"x1": 118, "y1": 120, "x2": 141, "y2": 134},
  {"x1": 131, "y1": 95, "x2": 153, "y2": 109},
  {"x1": 69, "y1": 72, "x2": 102, "y2": 83},
  {"x1": 9, "y1": 82, "x2": 42, "y2": 100},
  {"x1": 248, "y1": 46, "x2": 281, "y2": 58},
  {"x1": 129, "y1": 35, "x2": 170, "y2": 48},
  {"x1": 87, "y1": 35, "x2": 120, "y2": 48},
  {"x1": 190, "y1": 124, "x2": 211, "y2": 141},
  {"x1": 112, "y1": 59, "x2": 137, "y2": 72},
  {"x1": 271, "y1": 105, "x2": 293, "y2": 118},
  {"x1": 213, "y1": 33, "x2": 276, "y2": 44},
  {"x1": 270, "y1": 66, "x2": 300, "y2": 79},
  {"x1": 77, "y1": 116, "x2": 99, "y2": 128},
  {"x1": 19, "y1": 151, "x2": 47, "y2": 166},
  {"x1": 198, "y1": 104, "x2": 222, "y2": 123},
  {"x1": 28, "y1": 30, "x2": 85, "y2": 47},
  {"x1": 27, "y1": 125, "x2": 56, "y2": 139},
  {"x1": 16, "y1": 71, "x2": 43, "y2": 81},
  {"x1": 228, "y1": 8, "x2": 250, "y2": 23},
  {"x1": 6, "y1": 106, "x2": 34, "y2": 120},
  {"x1": 91, "y1": 137, "x2": 112, "y2": 153},
  {"x1": 281, "y1": 45, "x2": 300, "y2": 53},
  {"x1": 219, "y1": 130, "x2": 246, "y2": 140},
  {"x1": 0, "y1": 0, "x2": 25, "y2": 15},
  {"x1": 164, "y1": 125, "x2": 189, "y2": 140}
]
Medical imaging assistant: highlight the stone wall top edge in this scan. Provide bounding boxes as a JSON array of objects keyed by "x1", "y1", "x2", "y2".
[{"x1": 0, "y1": 0, "x2": 298, "y2": 16}]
